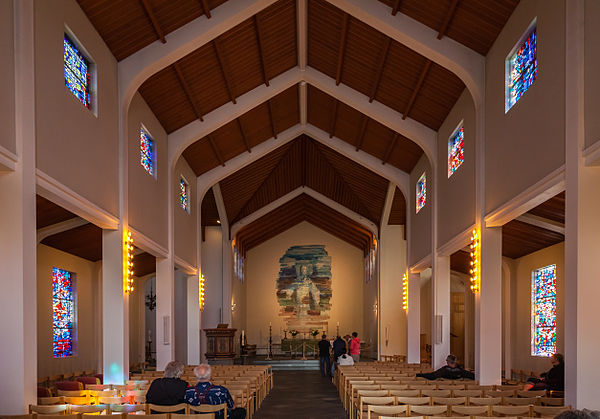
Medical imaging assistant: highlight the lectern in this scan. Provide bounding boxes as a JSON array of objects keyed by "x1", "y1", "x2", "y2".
[{"x1": 204, "y1": 325, "x2": 237, "y2": 365}]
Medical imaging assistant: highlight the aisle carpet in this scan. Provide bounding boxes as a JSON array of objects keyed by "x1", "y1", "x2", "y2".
[{"x1": 253, "y1": 370, "x2": 346, "y2": 419}]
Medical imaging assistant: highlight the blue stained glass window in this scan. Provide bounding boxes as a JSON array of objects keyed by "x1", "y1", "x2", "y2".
[
  {"x1": 53, "y1": 268, "x2": 75, "y2": 358},
  {"x1": 64, "y1": 35, "x2": 91, "y2": 109},
  {"x1": 531, "y1": 264, "x2": 557, "y2": 357},
  {"x1": 448, "y1": 126, "x2": 464, "y2": 177},
  {"x1": 140, "y1": 128, "x2": 155, "y2": 176},
  {"x1": 507, "y1": 27, "x2": 537, "y2": 111},
  {"x1": 416, "y1": 172, "x2": 426, "y2": 213},
  {"x1": 180, "y1": 177, "x2": 189, "y2": 213}
]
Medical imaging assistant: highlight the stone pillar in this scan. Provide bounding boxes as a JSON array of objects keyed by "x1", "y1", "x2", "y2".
[
  {"x1": 0, "y1": 0, "x2": 37, "y2": 411},
  {"x1": 432, "y1": 255, "x2": 451, "y2": 369},
  {"x1": 406, "y1": 272, "x2": 421, "y2": 363},
  {"x1": 187, "y1": 274, "x2": 201, "y2": 365},
  {"x1": 155, "y1": 256, "x2": 175, "y2": 370}
]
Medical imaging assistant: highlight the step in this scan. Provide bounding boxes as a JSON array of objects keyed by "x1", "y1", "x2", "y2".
[{"x1": 252, "y1": 359, "x2": 321, "y2": 371}]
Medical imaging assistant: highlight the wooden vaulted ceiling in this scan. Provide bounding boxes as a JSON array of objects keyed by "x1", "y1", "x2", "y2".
[
  {"x1": 218, "y1": 135, "x2": 391, "y2": 227},
  {"x1": 36, "y1": 195, "x2": 78, "y2": 229},
  {"x1": 235, "y1": 193, "x2": 375, "y2": 256}
]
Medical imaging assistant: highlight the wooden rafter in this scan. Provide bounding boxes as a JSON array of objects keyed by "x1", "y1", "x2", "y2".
[
  {"x1": 207, "y1": 135, "x2": 225, "y2": 167},
  {"x1": 335, "y1": 14, "x2": 350, "y2": 85},
  {"x1": 199, "y1": 0, "x2": 211, "y2": 18},
  {"x1": 140, "y1": 0, "x2": 165, "y2": 43},
  {"x1": 236, "y1": 118, "x2": 251, "y2": 153},
  {"x1": 254, "y1": 15, "x2": 269, "y2": 86},
  {"x1": 403, "y1": 60, "x2": 431, "y2": 120},
  {"x1": 382, "y1": 133, "x2": 399, "y2": 165},
  {"x1": 213, "y1": 41, "x2": 236, "y2": 104},
  {"x1": 391, "y1": 0, "x2": 402, "y2": 16},
  {"x1": 173, "y1": 63, "x2": 203, "y2": 121},
  {"x1": 355, "y1": 115, "x2": 368, "y2": 151},
  {"x1": 329, "y1": 100, "x2": 339, "y2": 138},
  {"x1": 369, "y1": 38, "x2": 391, "y2": 103},
  {"x1": 438, "y1": 0, "x2": 460, "y2": 39},
  {"x1": 267, "y1": 99, "x2": 277, "y2": 139}
]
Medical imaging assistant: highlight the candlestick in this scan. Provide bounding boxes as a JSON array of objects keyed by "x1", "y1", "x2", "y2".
[{"x1": 266, "y1": 324, "x2": 273, "y2": 360}]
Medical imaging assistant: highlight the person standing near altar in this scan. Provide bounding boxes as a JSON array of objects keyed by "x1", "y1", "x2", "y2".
[
  {"x1": 349, "y1": 332, "x2": 361, "y2": 363},
  {"x1": 318, "y1": 334, "x2": 332, "y2": 378}
]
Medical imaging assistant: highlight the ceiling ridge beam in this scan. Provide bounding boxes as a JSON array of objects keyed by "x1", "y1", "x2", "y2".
[
  {"x1": 200, "y1": 0, "x2": 212, "y2": 18},
  {"x1": 391, "y1": 0, "x2": 402, "y2": 16},
  {"x1": 213, "y1": 40, "x2": 237, "y2": 104},
  {"x1": 368, "y1": 38, "x2": 391, "y2": 103},
  {"x1": 515, "y1": 213, "x2": 565, "y2": 235},
  {"x1": 335, "y1": 13, "x2": 350, "y2": 85},
  {"x1": 140, "y1": 0, "x2": 166, "y2": 43},
  {"x1": 236, "y1": 118, "x2": 251, "y2": 153},
  {"x1": 355, "y1": 115, "x2": 368, "y2": 151},
  {"x1": 382, "y1": 133, "x2": 399, "y2": 165},
  {"x1": 437, "y1": 0, "x2": 460, "y2": 40},
  {"x1": 266, "y1": 99, "x2": 277, "y2": 139},
  {"x1": 37, "y1": 217, "x2": 90, "y2": 243},
  {"x1": 173, "y1": 62, "x2": 204, "y2": 121},
  {"x1": 207, "y1": 134, "x2": 225, "y2": 167},
  {"x1": 254, "y1": 14, "x2": 270, "y2": 86},
  {"x1": 403, "y1": 59, "x2": 431, "y2": 120},
  {"x1": 297, "y1": 0, "x2": 307, "y2": 70},
  {"x1": 329, "y1": 99, "x2": 339, "y2": 138}
]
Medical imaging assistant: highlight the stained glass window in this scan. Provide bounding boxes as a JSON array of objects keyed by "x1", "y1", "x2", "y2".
[
  {"x1": 52, "y1": 267, "x2": 75, "y2": 358},
  {"x1": 416, "y1": 172, "x2": 426, "y2": 213},
  {"x1": 64, "y1": 35, "x2": 91, "y2": 109},
  {"x1": 448, "y1": 126, "x2": 464, "y2": 177},
  {"x1": 506, "y1": 27, "x2": 537, "y2": 112},
  {"x1": 180, "y1": 177, "x2": 189, "y2": 213},
  {"x1": 140, "y1": 127, "x2": 155, "y2": 176},
  {"x1": 531, "y1": 264, "x2": 557, "y2": 357}
]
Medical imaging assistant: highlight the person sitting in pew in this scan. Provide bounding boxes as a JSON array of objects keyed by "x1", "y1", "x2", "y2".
[
  {"x1": 416, "y1": 354, "x2": 475, "y2": 380},
  {"x1": 145, "y1": 360, "x2": 189, "y2": 411},
  {"x1": 524, "y1": 353, "x2": 564, "y2": 391},
  {"x1": 185, "y1": 364, "x2": 246, "y2": 419}
]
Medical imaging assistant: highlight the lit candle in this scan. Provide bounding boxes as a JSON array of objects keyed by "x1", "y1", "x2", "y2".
[
  {"x1": 337, "y1": 321, "x2": 340, "y2": 327},
  {"x1": 269, "y1": 321, "x2": 272, "y2": 327}
]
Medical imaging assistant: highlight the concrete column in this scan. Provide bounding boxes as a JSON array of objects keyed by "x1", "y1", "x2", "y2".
[
  {"x1": 0, "y1": 0, "x2": 37, "y2": 412},
  {"x1": 155, "y1": 256, "x2": 175, "y2": 370},
  {"x1": 407, "y1": 272, "x2": 421, "y2": 363},
  {"x1": 432, "y1": 255, "x2": 451, "y2": 369},
  {"x1": 102, "y1": 229, "x2": 128, "y2": 384},
  {"x1": 475, "y1": 226, "x2": 502, "y2": 385},
  {"x1": 200, "y1": 227, "x2": 223, "y2": 361},
  {"x1": 186, "y1": 274, "x2": 201, "y2": 364}
]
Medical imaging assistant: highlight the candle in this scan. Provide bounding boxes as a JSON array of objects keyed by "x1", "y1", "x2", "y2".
[
  {"x1": 337, "y1": 321, "x2": 340, "y2": 327},
  {"x1": 269, "y1": 321, "x2": 272, "y2": 327}
]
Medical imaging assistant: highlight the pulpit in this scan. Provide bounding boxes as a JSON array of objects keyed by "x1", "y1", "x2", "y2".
[{"x1": 204, "y1": 326, "x2": 237, "y2": 364}]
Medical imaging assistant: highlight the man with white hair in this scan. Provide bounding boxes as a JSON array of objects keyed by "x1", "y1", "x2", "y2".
[
  {"x1": 146, "y1": 360, "x2": 189, "y2": 408},
  {"x1": 185, "y1": 364, "x2": 246, "y2": 419}
]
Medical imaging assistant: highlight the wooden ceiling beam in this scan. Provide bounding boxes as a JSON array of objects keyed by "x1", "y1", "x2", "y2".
[
  {"x1": 369, "y1": 38, "x2": 391, "y2": 103},
  {"x1": 355, "y1": 115, "x2": 368, "y2": 151},
  {"x1": 199, "y1": 0, "x2": 211, "y2": 18},
  {"x1": 335, "y1": 14, "x2": 350, "y2": 86},
  {"x1": 391, "y1": 0, "x2": 402, "y2": 15},
  {"x1": 213, "y1": 40, "x2": 236, "y2": 104},
  {"x1": 236, "y1": 118, "x2": 251, "y2": 153},
  {"x1": 382, "y1": 133, "x2": 399, "y2": 165},
  {"x1": 267, "y1": 99, "x2": 277, "y2": 139},
  {"x1": 140, "y1": 0, "x2": 166, "y2": 43},
  {"x1": 329, "y1": 99, "x2": 339, "y2": 138},
  {"x1": 173, "y1": 62, "x2": 203, "y2": 121},
  {"x1": 254, "y1": 15, "x2": 269, "y2": 86},
  {"x1": 403, "y1": 60, "x2": 431, "y2": 120},
  {"x1": 207, "y1": 135, "x2": 225, "y2": 167},
  {"x1": 438, "y1": 0, "x2": 460, "y2": 40}
]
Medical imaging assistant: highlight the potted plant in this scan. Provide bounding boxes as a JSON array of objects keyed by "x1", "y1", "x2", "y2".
[
  {"x1": 311, "y1": 329, "x2": 320, "y2": 338},
  {"x1": 290, "y1": 329, "x2": 299, "y2": 338}
]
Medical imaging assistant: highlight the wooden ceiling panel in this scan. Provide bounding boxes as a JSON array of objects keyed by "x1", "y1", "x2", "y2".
[
  {"x1": 239, "y1": 103, "x2": 274, "y2": 149},
  {"x1": 387, "y1": 136, "x2": 424, "y2": 172},
  {"x1": 211, "y1": 120, "x2": 248, "y2": 163},
  {"x1": 36, "y1": 195, "x2": 78, "y2": 229},
  {"x1": 332, "y1": 102, "x2": 364, "y2": 146},
  {"x1": 307, "y1": 85, "x2": 335, "y2": 133},
  {"x1": 258, "y1": 0, "x2": 298, "y2": 79},
  {"x1": 182, "y1": 138, "x2": 221, "y2": 176},
  {"x1": 527, "y1": 192, "x2": 565, "y2": 224},
  {"x1": 502, "y1": 220, "x2": 564, "y2": 259},
  {"x1": 360, "y1": 121, "x2": 394, "y2": 161},
  {"x1": 133, "y1": 251, "x2": 156, "y2": 278},
  {"x1": 388, "y1": 187, "x2": 406, "y2": 226},
  {"x1": 201, "y1": 189, "x2": 221, "y2": 227},
  {"x1": 41, "y1": 223, "x2": 103, "y2": 262},
  {"x1": 450, "y1": 250, "x2": 471, "y2": 275},
  {"x1": 307, "y1": 0, "x2": 344, "y2": 79},
  {"x1": 269, "y1": 85, "x2": 300, "y2": 135}
]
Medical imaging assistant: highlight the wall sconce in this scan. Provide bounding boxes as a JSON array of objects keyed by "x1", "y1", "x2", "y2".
[
  {"x1": 373, "y1": 302, "x2": 378, "y2": 315},
  {"x1": 123, "y1": 230, "x2": 134, "y2": 294},
  {"x1": 199, "y1": 274, "x2": 205, "y2": 311},
  {"x1": 402, "y1": 272, "x2": 408, "y2": 311},
  {"x1": 470, "y1": 228, "x2": 481, "y2": 292},
  {"x1": 231, "y1": 301, "x2": 237, "y2": 312}
]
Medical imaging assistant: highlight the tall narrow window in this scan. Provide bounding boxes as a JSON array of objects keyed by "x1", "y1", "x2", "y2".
[
  {"x1": 531, "y1": 264, "x2": 557, "y2": 357},
  {"x1": 448, "y1": 125, "x2": 464, "y2": 177},
  {"x1": 52, "y1": 267, "x2": 75, "y2": 358},
  {"x1": 506, "y1": 26, "x2": 537, "y2": 112},
  {"x1": 180, "y1": 176, "x2": 190, "y2": 213},
  {"x1": 416, "y1": 172, "x2": 426, "y2": 213},
  {"x1": 64, "y1": 34, "x2": 91, "y2": 109},
  {"x1": 140, "y1": 127, "x2": 156, "y2": 177}
]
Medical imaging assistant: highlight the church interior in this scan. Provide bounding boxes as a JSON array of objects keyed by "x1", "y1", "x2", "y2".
[{"x1": 2, "y1": 0, "x2": 600, "y2": 416}]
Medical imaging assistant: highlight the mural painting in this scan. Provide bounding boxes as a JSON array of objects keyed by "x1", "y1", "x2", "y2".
[{"x1": 276, "y1": 245, "x2": 332, "y2": 332}]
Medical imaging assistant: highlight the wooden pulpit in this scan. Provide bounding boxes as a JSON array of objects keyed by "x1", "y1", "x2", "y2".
[{"x1": 204, "y1": 326, "x2": 237, "y2": 364}]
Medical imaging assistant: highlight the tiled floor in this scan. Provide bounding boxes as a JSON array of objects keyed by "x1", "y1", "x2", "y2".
[{"x1": 254, "y1": 370, "x2": 346, "y2": 419}]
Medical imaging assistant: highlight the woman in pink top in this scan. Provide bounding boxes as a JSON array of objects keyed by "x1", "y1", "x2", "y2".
[{"x1": 349, "y1": 331, "x2": 360, "y2": 363}]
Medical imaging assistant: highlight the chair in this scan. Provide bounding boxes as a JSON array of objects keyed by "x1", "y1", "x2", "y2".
[
  {"x1": 188, "y1": 403, "x2": 227, "y2": 418},
  {"x1": 492, "y1": 405, "x2": 532, "y2": 416},
  {"x1": 451, "y1": 405, "x2": 490, "y2": 416},
  {"x1": 69, "y1": 404, "x2": 109, "y2": 414},
  {"x1": 171, "y1": 415, "x2": 215, "y2": 419},
  {"x1": 438, "y1": 384, "x2": 466, "y2": 391},
  {"x1": 98, "y1": 396, "x2": 127, "y2": 405},
  {"x1": 487, "y1": 390, "x2": 516, "y2": 398},
  {"x1": 85, "y1": 384, "x2": 111, "y2": 391},
  {"x1": 432, "y1": 397, "x2": 466, "y2": 406},
  {"x1": 409, "y1": 405, "x2": 449, "y2": 416},
  {"x1": 421, "y1": 390, "x2": 451, "y2": 398},
  {"x1": 56, "y1": 390, "x2": 88, "y2": 397},
  {"x1": 389, "y1": 390, "x2": 420, "y2": 398},
  {"x1": 352, "y1": 390, "x2": 390, "y2": 419},
  {"x1": 367, "y1": 404, "x2": 408, "y2": 419},
  {"x1": 454, "y1": 390, "x2": 484, "y2": 398},
  {"x1": 517, "y1": 390, "x2": 546, "y2": 398},
  {"x1": 396, "y1": 397, "x2": 430, "y2": 406},
  {"x1": 504, "y1": 397, "x2": 539, "y2": 406},
  {"x1": 76, "y1": 376, "x2": 101, "y2": 386},
  {"x1": 538, "y1": 397, "x2": 564, "y2": 406},
  {"x1": 55, "y1": 381, "x2": 83, "y2": 391},
  {"x1": 358, "y1": 396, "x2": 396, "y2": 419},
  {"x1": 146, "y1": 403, "x2": 189, "y2": 414},
  {"x1": 108, "y1": 403, "x2": 147, "y2": 414},
  {"x1": 28, "y1": 405, "x2": 68, "y2": 415},
  {"x1": 469, "y1": 397, "x2": 502, "y2": 406},
  {"x1": 533, "y1": 406, "x2": 571, "y2": 417},
  {"x1": 0, "y1": 415, "x2": 34, "y2": 419}
]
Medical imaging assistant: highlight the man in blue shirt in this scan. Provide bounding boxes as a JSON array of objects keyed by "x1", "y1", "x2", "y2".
[{"x1": 185, "y1": 364, "x2": 246, "y2": 419}]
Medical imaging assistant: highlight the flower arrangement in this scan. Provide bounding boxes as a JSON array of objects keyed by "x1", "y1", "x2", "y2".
[
  {"x1": 311, "y1": 329, "x2": 320, "y2": 337},
  {"x1": 289, "y1": 329, "x2": 299, "y2": 337}
]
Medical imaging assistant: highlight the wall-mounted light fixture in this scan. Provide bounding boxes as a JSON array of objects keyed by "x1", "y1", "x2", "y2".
[
  {"x1": 231, "y1": 301, "x2": 237, "y2": 312},
  {"x1": 470, "y1": 228, "x2": 481, "y2": 292},
  {"x1": 402, "y1": 272, "x2": 409, "y2": 311},
  {"x1": 123, "y1": 231, "x2": 134, "y2": 294},
  {"x1": 199, "y1": 274, "x2": 205, "y2": 311}
]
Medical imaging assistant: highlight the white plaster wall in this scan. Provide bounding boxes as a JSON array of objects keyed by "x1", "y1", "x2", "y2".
[
  {"x1": 584, "y1": 0, "x2": 600, "y2": 150},
  {"x1": 128, "y1": 93, "x2": 168, "y2": 249},
  {"x1": 37, "y1": 244, "x2": 101, "y2": 378},
  {"x1": 0, "y1": 0, "x2": 15, "y2": 157},
  {"x1": 420, "y1": 269, "x2": 432, "y2": 350},
  {"x1": 410, "y1": 155, "x2": 433, "y2": 266},
  {"x1": 34, "y1": 0, "x2": 119, "y2": 216},
  {"x1": 174, "y1": 156, "x2": 197, "y2": 267},
  {"x1": 244, "y1": 222, "x2": 365, "y2": 348},
  {"x1": 231, "y1": 265, "x2": 247, "y2": 354},
  {"x1": 200, "y1": 227, "x2": 223, "y2": 349},
  {"x1": 485, "y1": 0, "x2": 566, "y2": 214},
  {"x1": 174, "y1": 270, "x2": 188, "y2": 363}
]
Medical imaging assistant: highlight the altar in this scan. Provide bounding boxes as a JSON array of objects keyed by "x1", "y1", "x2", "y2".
[{"x1": 280, "y1": 338, "x2": 320, "y2": 358}]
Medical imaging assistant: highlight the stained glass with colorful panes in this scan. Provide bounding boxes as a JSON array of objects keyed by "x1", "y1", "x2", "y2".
[
  {"x1": 64, "y1": 35, "x2": 91, "y2": 108},
  {"x1": 507, "y1": 28, "x2": 537, "y2": 111},
  {"x1": 140, "y1": 128, "x2": 155, "y2": 176},
  {"x1": 448, "y1": 126, "x2": 464, "y2": 177},
  {"x1": 531, "y1": 264, "x2": 557, "y2": 357},
  {"x1": 416, "y1": 172, "x2": 426, "y2": 213},
  {"x1": 53, "y1": 268, "x2": 74, "y2": 358},
  {"x1": 180, "y1": 177, "x2": 189, "y2": 212}
]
